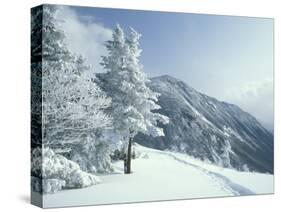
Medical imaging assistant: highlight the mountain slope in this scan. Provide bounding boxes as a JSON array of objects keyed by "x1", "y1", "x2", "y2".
[
  {"x1": 42, "y1": 144, "x2": 273, "y2": 208},
  {"x1": 135, "y1": 75, "x2": 273, "y2": 173}
]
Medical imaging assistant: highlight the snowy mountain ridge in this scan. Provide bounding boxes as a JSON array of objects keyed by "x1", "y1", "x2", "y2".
[{"x1": 135, "y1": 75, "x2": 273, "y2": 173}]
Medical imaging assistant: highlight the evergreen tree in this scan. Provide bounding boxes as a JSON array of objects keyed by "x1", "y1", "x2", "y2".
[
  {"x1": 31, "y1": 5, "x2": 111, "y2": 154},
  {"x1": 32, "y1": 5, "x2": 112, "y2": 149},
  {"x1": 97, "y1": 25, "x2": 169, "y2": 174}
]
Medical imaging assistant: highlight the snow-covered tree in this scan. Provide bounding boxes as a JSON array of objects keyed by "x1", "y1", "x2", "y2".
[
  {"x1": 31, "y1": 5, "x2": 44, "y2": 148},
  {"x1": 31, "y1": 5, "x2": 113, "y2": 180},
  {"x1": 38, "y1": 5, "x2": 111, "y2": 147},
  {"x1": 97, "y1": 25, "x2": 169, "y2": 174}
]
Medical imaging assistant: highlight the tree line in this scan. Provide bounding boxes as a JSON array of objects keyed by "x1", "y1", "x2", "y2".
[{"x1": 31, "y1": 5, "x2": 169, "y2": 177}]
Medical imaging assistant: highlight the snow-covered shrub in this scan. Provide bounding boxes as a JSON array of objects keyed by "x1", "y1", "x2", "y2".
[
  {"x1": 242, "y1": 164, "x2": 250, "y2": 172},
  {"x1": 69, "y1": 139, "x2": 114, "y2": 174},
  {"x1": 65, "y1": 169, "x2": 100, "y2": 188},
  {"x1": 31, "y1": 147, "x2": 43, "y2": 177},
  {"x1": 43, "y1": 179, "x2": 66, "y2": 194},
  {"x1": 31, "y1": 176, "x2": 43, "y2": 193},
  {"x1": 94, "y1": 143, "x2": 114, "y2": 173},
  {"x1": 141, "y1": 153, "x2": 149, "y2": 159},
  {"x1": 31, "y1": 177, "x2": 66, "y2": 194},
  {"x1": 31, "y1": 147, "x2": 100, "y2": 193},
  {"x1": 111, "y1": 149, "x2": 126, "y2": 161}
]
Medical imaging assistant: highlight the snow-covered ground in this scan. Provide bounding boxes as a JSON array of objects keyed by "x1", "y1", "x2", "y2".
[{"x1": 41, "y1": 144, "x2": 274, "y2": 208}]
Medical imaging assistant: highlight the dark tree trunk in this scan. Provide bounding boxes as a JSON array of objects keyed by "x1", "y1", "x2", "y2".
[{"x1": 124, "y1": 136, "x2": 132, "y2": 174}]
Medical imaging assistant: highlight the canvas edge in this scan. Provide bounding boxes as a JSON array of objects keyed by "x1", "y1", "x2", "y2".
[{"x1": 31, "y1": 4, "x2": 43, "y2": 208}]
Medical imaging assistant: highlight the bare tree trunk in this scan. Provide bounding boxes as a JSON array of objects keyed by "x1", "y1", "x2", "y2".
[
  {"x1": 124, "y1": 157, "x2": 127, "y2": 173},
  {"x1": 124, "y1": 136, "x2": 132, "y2": 174}
]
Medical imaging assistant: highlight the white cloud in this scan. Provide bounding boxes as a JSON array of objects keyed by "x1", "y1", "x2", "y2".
[
  {"x1": 56, "y1": 6, "x2": 112, "y2": 73},
  {"x1": 224, "y1": 78, "x2": 274, "y2": 130}
]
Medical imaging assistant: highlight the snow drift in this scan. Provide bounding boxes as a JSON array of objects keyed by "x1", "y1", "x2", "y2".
[{"x1": 42, "y1": 144, "x2": 273, "y2": 208}]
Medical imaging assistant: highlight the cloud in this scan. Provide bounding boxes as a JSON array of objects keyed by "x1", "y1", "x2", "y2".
[
  {"x1": 224, "y1": 78, "x2": 274, "y2": 130},
  {"x1": 56, "y1": 6, "x2": 112, "y2": 73}
]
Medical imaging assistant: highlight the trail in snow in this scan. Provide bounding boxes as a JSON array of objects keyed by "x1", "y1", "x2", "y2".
[
  {"x1": 42, "y1": 144, "x2": 273, "y2": 208},
  {"x1": 150, "y1": 148, "x2": 255, "y2": 195}
]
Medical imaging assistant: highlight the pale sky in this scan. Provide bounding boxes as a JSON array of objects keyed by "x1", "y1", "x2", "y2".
[{"x1": 57, "y1": 6, "x2": 274, "y2": 131}]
